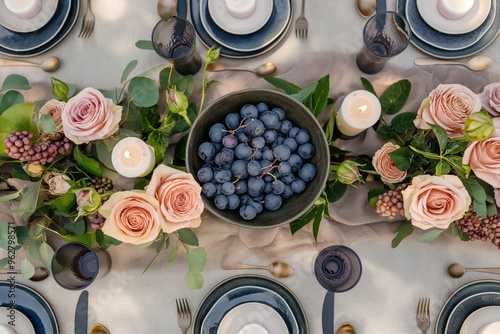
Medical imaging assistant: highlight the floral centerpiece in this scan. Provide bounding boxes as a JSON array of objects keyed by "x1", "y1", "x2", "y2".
[{"x1": 0, "y1": 47, "x2": 220, "y2": 289}]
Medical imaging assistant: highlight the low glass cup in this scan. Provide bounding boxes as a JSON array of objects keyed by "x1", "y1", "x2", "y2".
[
  {"x1": 356, "y1": 11, "x2": 410, "y2": 74},
  {"x1": 51, "y1": 242, "x2": 112, "y2": 290},
  {"x1": 151, "y1": 16, "x2": 202, "y2": 76}
]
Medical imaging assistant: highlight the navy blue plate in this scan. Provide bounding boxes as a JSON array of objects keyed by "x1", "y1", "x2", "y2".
[
  {"x1": 193, "y1": 275, "x2": 308, "y2": 334},
  {"x1": 406, "y1": 0, "x2": 495, "y2": 51},
  {"x1": 184, "y1": 0, "x2": 293, "y2": 58},
  {"x1": 0, "y1": 0, "x2": 80, "y2": 57},
  {"x1": 398, "y1": 0, "x2": 500, "y2": 59},
  {"x1": 0, "y1": 281, "x2": 59, "y2": 333},
  {"x1": 435, "y1": 280, "x2": 500, "y2": 334}
]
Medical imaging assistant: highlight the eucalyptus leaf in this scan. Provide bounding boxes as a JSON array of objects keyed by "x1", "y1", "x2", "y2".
[
  {"x1": 28, "y1": 240, "x2": 42, "y2": 261},
  {"x1": 0, "y1": 257, "x2": 11, "y2": 270},
  {"x1": 167, "y1": 245, "x2": 178, "y2": 263},
  {"x1": 74, "y1": 146, "x2": 102, "y2": 177},
  {"x1": 121, "y1": 60, "x2": 138, "y2": 83},
  {"x1": 391, "y1": 221, "x2": 414, "y2": 248},
  {"x1": 263, "y1": 77, "x2": 301, "y2": 95},
  {"x1": 21, "y1": 258, "x2": 35, "y2": 280},
  {"x1": 96, "y1": 229, "x2": 122, "y2": 249},
  {"x1": 472, "y1": 199, "x2": 487, "y2": 218},
  {"x1": 129, "y1": 77, "x2": 159, "y2": 108},
  {"x1": 14, "y1": 226, "x2": 30, "y2": 246},
  {"x1": 461, "y1": 178, "x2": 487, "y2": 203},
  {"x1": 38, "y1": 242, "x2": 54, "y2": 268},
  {"x1": 452, "y1": 225, "x2": 470, "y2": 241},
  {"x1": 64, "y1": 219, "x2": 86, "y2": 236},
  {"x1": 0, "y1": 223, "x2": 14, "y2": 250},
  {"x1": 1, "y1": 74, "x2": 30, "y2": 92},
  {"x1": 135, "y1": 40, "x2": 154, "y2": 50},
  {"x1": 0, "y1": 189, "x2": 22, "y2": 202},
  {"x1": 185, "y1": 271, "x2": 204, "y2": 290},
  {"x1": 0, "y1": 90, "x2": 25, "y2": 114},
  {"x1": 19, "y1": 180, "x2": 41, "y2": 219},
  {"x1": 61, "y1": 232, "x2": 96, "y2": 247},
  {"x1": 177, "y1": 228, "x2": 199, "y2": 246},
  {"x1": 187, "y1": 247, "x2": 207, "y2": 273},
  {"x1": 95, "y1": 140, "x2": 116, "y2": 171},
  {"x1": 417, "y1": 229, "x2": 444, "y2": 243},
  {"x1": 379, "y1": 79, "x2": 411, "y2": 115},
  {"x1": 360, "y1": 77, "x2": 376, "y2": 96},
  {"x1": 37, "y1": 114, "x2": 56, "y2": 134}
]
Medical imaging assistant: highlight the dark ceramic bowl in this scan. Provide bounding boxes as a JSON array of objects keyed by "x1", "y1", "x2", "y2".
[{"x1": 186, "y1": 89, "x2": 329, "y2": 229}]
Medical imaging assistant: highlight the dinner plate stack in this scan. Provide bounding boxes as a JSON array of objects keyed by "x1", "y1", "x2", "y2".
[
  {"x1": 397, "y1": 0, "x2": 500, "y2": 59},
  {"x1": 186, "y1": 0, "x2": 293, "y2": 58},
  {"x1": 0, "y1": 0, "x2": 80, "y2": 57}
]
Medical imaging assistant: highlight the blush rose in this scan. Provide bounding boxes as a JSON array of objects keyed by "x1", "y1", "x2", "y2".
[
  {"x1": 462, "y1": 118, "x2": 500, "y2": 188},
  {"x1": 401, "y1": 175, "x2": 471, "y2": 230},
  {"x1": 372, "y1": 142, "x2": 407, "y2": 184},
  {"x1": 99, "y1": 191, "x2": 161, "y2": 245},
  {"x1": 414, "y1": 84, "x2": 482, "y2": 138},
  {"x1": 146, "y1": 164, "x2": 204, "y2": 233},
  {"x1": 61, "y1": 87, "x2": 122, "y2": 144},
  {"x1": 39, "y1": 99, "x2": 66, "y2": 133},
  {"x1": 478, "y1": 82, "x2": 500, "y2": 117}
]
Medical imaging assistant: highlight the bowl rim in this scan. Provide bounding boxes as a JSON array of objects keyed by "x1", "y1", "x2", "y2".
[{"x1": 186, "y1": 88, "x2": 330, "y2": 229}]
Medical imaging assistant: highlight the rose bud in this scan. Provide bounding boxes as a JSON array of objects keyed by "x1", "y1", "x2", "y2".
[
  {"x1": 464, "y1": 111, "x2": 495, "y2": 141},
  {"x1": 336, "y1": 160, "x2": 364, "y2": 185},
  {"x1": 76, "y1": 188, "x2": 102, "y2": 214}
]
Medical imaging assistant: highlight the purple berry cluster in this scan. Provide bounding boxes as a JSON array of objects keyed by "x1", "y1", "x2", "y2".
[
  {"x1": 457, "y1": 209, "x2": 500, "y2": 250},
  {"x1": 375, "y1": 184, "x2": 407, "y2": 219},
  {"x1": 196, "y1": 102, "x2": 317, "y2": 221},
  {"x1": 4, "y1": 131, "x2": 72, "y2": 165},
  {"x1": 86, "y1": 176, "x2": 113, "y2": 229}
]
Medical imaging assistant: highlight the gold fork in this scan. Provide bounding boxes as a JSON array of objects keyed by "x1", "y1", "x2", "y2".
[
  {"x1": 78, "y1": 0, "x2": 95, "y2": 38},
  {"x1": 176, "y1": 298, "x2": 191, "y2": 334},
  {"x1": 416, "y1": 297, "x2": 430, "y2": 334},
  {"x1": 294, "y1": 0, "x2": 308, "y2": 39}
]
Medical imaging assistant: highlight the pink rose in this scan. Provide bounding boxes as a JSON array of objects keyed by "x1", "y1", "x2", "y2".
[
  {"x1": 372, "y1": 142, "x2": 407, "y2": 184},
  {"x1": 414, "y1": 84, "x2": 482, "y2": 138},
  {"x1": 39, "y1": 99, "x2": 66, "y2": 133},
  {"x1": 62, "y1": 87, "x2": 122, "y2": 144},
  {"x1": 462, "y1": 118, "x2": 500, "y2": 188},
  {"x1": 402, "y1": 175, "x2": 471, "y2": 230},
  {"x1": 99, "y1": 191, "x2": 161, "y2": 245},
  {"x1": 478, "y1": 82, "x2": 500, "y2": 117},
  {"x1": 43, "y1": 172, "x2": 71, "y2": 195},
  {"x1": 146, "y1": 164, "x2": 204, "y2": 233},
  {"x1": 495, "y1": 189, "x2": 500, "y2": 207}
]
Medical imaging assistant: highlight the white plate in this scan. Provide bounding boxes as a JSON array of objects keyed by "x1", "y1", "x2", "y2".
[
  {"x1": 0, "y1": 307, "x2": 35, "y2": 334},
  {"x1": 460, "y1": 306, "x2": 500, "y2": 334},
  {"x1": 208, "y1": 0, "x2": 273, "y2": 35},
  {"x1": 217, "y1": 302, "x2": 288, "y2": 334},
  {"x1": 0, "y1": 0, "x2": 58, "y2": 33},
  {"x1": 416, "y1": 0, "x2": 491, "y2": 34}
]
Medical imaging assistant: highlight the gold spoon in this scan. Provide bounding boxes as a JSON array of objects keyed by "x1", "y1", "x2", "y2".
[
  {"x1": 0, "y1": 56, "x2": 60, "y2": 72},
  {"x1": 223, "y1": 261, "x2": 293, "y2": 278},
  {"x1": 414, "y1": 55, "x2": 493, "y2": 71},
  {"x1": 448, "y1": 263, "x2": 500, "y2": 278},
  {"x1": 355, "y1": 0, "x2": 376, "y2": 18},
  {"x1": 207, "y1": 62, "x2": 277, "y2": 77},
  {"x1": 90, "y1": 323, "x2": 110, "y2": 334},
  {"x1": 157, "y1": 0, "x2": 177, "y2": 18},
  {"x1": 337, "y1": 323, "x2": 356, "y2": 334},
  {"x1": 0, "y1": 266, "x2": 50, "y2": 281}
]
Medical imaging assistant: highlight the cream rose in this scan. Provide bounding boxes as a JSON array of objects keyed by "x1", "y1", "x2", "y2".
[
  {"x1": 61, "y1": 87, "x2": 122, "y2": 144},
  {"x1": 44, "y1": 172, "x2": 71, "y2": 195},
  {"x1": 478, "y1": 82, "x2": 500, "y2": 117},
  {"x1": 402, "y1": 175, "x2": 471, "y2": 230},
  {"x1": 146, "y1": 164, "x2": 204, "y2": 233},
  {"x1": 39, "y1": 99, "x2": 66, "y2": 133},
  {"x1": 462, "y1": 118, "x2": 500, "y2": 188},
  {"x1": 372, "y1": 142, "x2": 407, "y2": 184},
  {"x1": 414, "y1": 84, "x2": 482, "y2": 138},
  {"x1": 99, "y1": 191, "x2": 161, "y2": 245}
]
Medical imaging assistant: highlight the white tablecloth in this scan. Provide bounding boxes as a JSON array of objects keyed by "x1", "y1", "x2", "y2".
[{"x1": 1, "y1": 0, "x2": 500, "y2": 333}]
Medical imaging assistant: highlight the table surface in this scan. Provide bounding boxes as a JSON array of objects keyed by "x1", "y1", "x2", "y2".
[{"x1": 1, "y1": 0, "x2": 500, "y2": 333}]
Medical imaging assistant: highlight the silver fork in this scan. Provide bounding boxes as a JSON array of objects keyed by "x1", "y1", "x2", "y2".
[
  {"x1": 176, "y1": 298, "x2": 191, "y2": 334},
  {"x1": 416, "y1": 297, "x2": 430, "y2": 334},
  {"x1": 295, "y1": 0, "x2": 308, "y2": 39},
  {"x1": 78, "y1": 0, "x2": 95, "y2": 38}
]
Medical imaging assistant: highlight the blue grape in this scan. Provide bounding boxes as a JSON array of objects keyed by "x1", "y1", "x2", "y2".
[
  {"x1": 231, "y1": 160, "x2": 249, "y2": 179},
  {"x1": 278, "y1": 162, "x2": 292, "y2": 176},
  {"x1": 295, "y1": 129, "x2": 310, "y2": 145},
  {"x1": 283, "y1": 138, "x2": 298, "y2": 152},
  {"x1": 263, "y1": 181, "x2": 273, "y2": 193},
  {"x1": 273, "y1": 145, "x2": 291, "y2": 161},
  {"x1": 225, "y1": 113, "x2": 241, "y2": 130},
  {"x1": 235, "y1": 129, "x2": 249, "y2": 143},
  {"x1": 272, "y1": 107, "x2": 285, "y2": 120},
  {"x1": 262, "y1": 148, "x2": 274, "y2": 161},
  {"x1": 211, "y1": 141, "x2": 223, "y2": 152},
  {"x1": 247, "y1": 160, "x2": 261, "y2": 176},
  {"x1": 209, "y1": 123, "x2": 226, "y2": 142},
  {"x1": 239, "y1": 194, "x2": 251, "y2": 206},
  {"x1": 263, "y1": 130, "x2": 277, "y2": 145},
  {"x1": 244, "y1": 118, "x2": 266, "y2": 137},
  {"x1": 253, "y1": 148, "x2": 263, "y2": 160},
  {"x1": 202, "y1": 183, "x2": 217, "y2": 198},
  {"x1": 215, "y1": 195, "x2": 229, "y2": 210},
  {"x1": 214, "y1": 168, "x2": 232, "y2": 183},
  {"x1": 298, "y1": 163, "x2": 317, "y2": 182},
  {"x1": 279, "y1": 120, "x2": 293, "y2": 134},
  {"x1": 248, "y1": 197, "x2": 263, "y2": 213},
  {"x1": 198, "y1": 142, "x2": 215, "y2": 161},
  {"x1": 276, "y1": 135, "x2": 285, "y2": 145},
  {"x1": 288, "y1": 127, "x2": 300, "y2": 138},
  {"x1": 221, "y1": 182, "x2": 236, "y2": 195},
  {"x1": 251, "y1": 136, "x2": 266, "y2": 148},
  {"x1": 256, "y1": 102, "x2": 268, "y2": 113},
  {"x1": 214, "y1": 153, "x2": 222, "y2": 166},
  {"x1": 227, "y1": 194, "x2": 240, "y2": 210},
  {"x1": 197, "y1": 165, "x2": 213, "y2": 183},
  {"x1": 298, "y1": 143, "x2": 315, "y2": 159},
  {"x1": 259, "y1": 111, "x2": 280, "y2": 130},
  {"x1": 235, "y1": 143, "x2": 253, "y2": 160},
  {"x1": 222, "y1": 134, "x2": 238, "y2": 148},
  {"x1": 291, "y1": 179, "x2": 306, "y2": 193},
  {"x1": 264, "y1": 193, "x2": 282, "y2": 211},
  {"x1": 272, "y1": 180, "x2": 286, "y2": 195},
  {"x1": 234, "y1": 179, "x2": 248, "y2": 194},
  {"x1": 282, "y1": 185, "x2": 295, "y2": 198},
  {"x1": 239, "y1": 205, "x2": 257, "y2": 220},
  {"x1": 259, "y1": 160, "x2": 272, "y2": 174},
  {"x1": 288, "y1": 154, "x2": 303, "y2": 172},
  {"x1": 282, "y1": 172, "x2": 295, "y2": 184},
  {"x1": 220, "y1": 147, "x2": 235, "y2": 165},
  {"x1": 240, "y1": 104, "x2": 259, "y2": 119},
  {"x1": 247, "y1": 176, "x2": 265, "y2": 196}
]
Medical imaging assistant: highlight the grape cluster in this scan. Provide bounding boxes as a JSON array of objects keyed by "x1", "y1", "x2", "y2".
[
  {"x1": 457, "y1": 209, "x2": 500, "y2": 250},
  {"x1": 86, "y1": 176, "x2": 113, "y2": 229},
  {"x1": 196, "y1": 103, "x2": 317, "y2": 220},
  {"x1": 4, "y1": 131, "x2": 72, "y2": 165},
  {"x1": 375, "y1": 184, "x2": 407, "y2": 219}
]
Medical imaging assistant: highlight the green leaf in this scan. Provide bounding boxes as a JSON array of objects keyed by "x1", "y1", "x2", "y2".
[
  {"x1": 376, "y1": 124, "x2": 394, "y2": 140},
  {"x1": 0, "y1": 223, "x2": 15, "y2": 250},
  {"x1": 37, "y1": 114, "x2": 56, "y2": 134},
  {"x1": 289, "y1": 82, "x2": 318, "y2": 102},
  {"x1": 0, "y1": 91, "x2": 25, "y2": 114},
  {"x1": 38, "y1": 242, "x2": 54, "y2": 268},
  {"x1": 461, "y1": 178, "x2": 487, "y2": 203},
  {"x1": 121, "y1": 60, "x2": 138, "y2": 83},
  {"x1": 160, "y1": 103, "x2": 195, "y2": 135},
  {"x1": 444, "y1": 156, "x2": 469, "y2": 178},
  {"x1": 19, "y1": 180, "x2": 41, "y2": 219},
  {"x1": 61, "y1": 232, "x2": 96, "y2": 247},
  {"x1": 146, "y1": 130, "x2": 169, "y2": 165},
  {"x1": 52, "y1": 193, "x2": 76, "y2": 213},
  {"x1": 177, "y1": 228, "x2": 199, "y2": 246},
  {"x1": 379, "y1": 79, "x2": 411, "y2": 115},
  {"x1": 14, "y1": 226, "x2": 30, "y2": 246},
  {"x1": 96, "y1": 229, "x2": 122, "y2": 249},
  {"x1": 1, "y1": 74, "x2": 30, "y2": 91},
  {"x1": 410, "y1": 146, "x2": 441, "y2": 160},
  {"x1": 28, "y1": 240, "x2": 41, "y2": 261},
  {"x1": 185, "y1": 271, "x2": 204, "y2": 290},
  {"x1": 64, "y1": 219, "x2": 86, "y2": 236},
  {"x1": 312, "y1": 202, "x2": 325, "y2": 241},
  {"x1": 0, "y1": 189, "x2": 22, "y2": 202},
  {"x1": 0, "y1": 257, "x2": 11, "y2": 270},
  {"x1": 263, "y1": 77, "x2": 301, "y2": 95},
  {"x1": 389, "y1": 147, "x2": 413, "y2": 171},
  {"x1": 472, "y1": 199, "x2": 487, "y2": 218},
  {"x1": 167, "y1": 245, "x2": 178, "y2": 263},
  {"x1": 21, "y1": 258, "x2": 35, "y2": 280},
  {"x1": 143, "y1": 234, "x2": 165, "y2": 274},
  {"x1": 74, "y1": 146, "x2": 102, "y2": 177},
  {"x1": 325, "y1": 181, "x2": 347, "y2": 203},
  {"x1": 368, "y1": 188, "x2": 387, "y2": 208},
  {"x1": 94, "y1": 140, "x2": 116, "y2": 171},
  {"x1": 391, "y1": 221, "x2": 414, "y2": 248},
  {"x1": 360, "y1": 77, "x2": 376, "y2": 96},
  {"x1": 444, "y1": 139, "x2": 469, "y2": 156},
  {"x1": 434, "y1": 160, "x2": 450, "y2": 176},
  {"x1": 324, "y1": 106, "x2": 336, "y2": 143},
  {"x1": 135, "y1": 40, "x2": 154, "y2": 50},
  {"x1": 452, "y1": 225, "x2": 470, "y2": 241},
  {"x1": 290, "y1": 205, "x2": 323, "y2": 235},
  {"x1": 428, "y1": 123, "x2": 448, "y2": 155},
  {"x1": 0, "y1": 103, "x2": 39, "y2": 156},
  {"x1": 139, "y1": 105, "x2": 160, "y2": 134},
  {"x1": 417, "y1": 229, "x2": 444, "y2": 243},
  {"x1": 305, "y1": 74, "x2": 331, "y2": 116},
  {"x1": 187, "y1": 247, "x2": 207, "y2": 273},
  {"x1": 129, "y1": 77, "x2": 159, "y2": 108},
  {"x1": 391, "y1": 112, "x2": 417, "y2": 134},
  {"x1": 174, "y1": 133, "x2": 188, "y2": 165}
]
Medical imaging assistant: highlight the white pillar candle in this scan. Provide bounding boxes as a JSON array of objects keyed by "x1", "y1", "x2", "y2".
[
  {"x1": 479, "y1": 322, "x2": 500, "y2": 334},
  {"x1": 4, "y1": 0, "x2": 42, "y2": 19},
  {"x1": 225, "y1": 0, "x2": 257, "y2": 19},
  {"x1": 437, "y1": 0, "x2": 475, "y2": 20},
  {"x1": 111, "y1": 137, "x2": 156, "y2": 178},
  {"x1": 336, "y1": 90, "x2": 382, "y2": 137}
]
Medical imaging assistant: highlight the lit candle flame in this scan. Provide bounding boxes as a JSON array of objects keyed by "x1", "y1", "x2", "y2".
[
  {"x1": 124, "y1": 150, "x2": 133, "y2": 159},
  {"x1": 358, "y1": 105, "x2": 368, "y2": 113}
]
